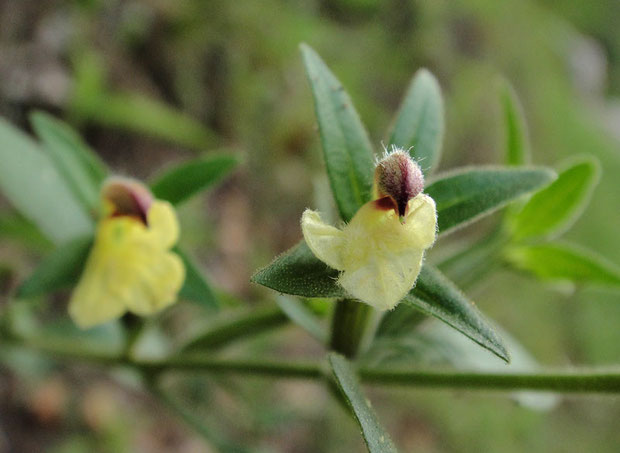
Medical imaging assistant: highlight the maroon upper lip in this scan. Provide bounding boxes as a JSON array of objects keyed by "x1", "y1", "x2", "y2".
[{"x1": 102, "y1": 178, "x2": 153, "y2": 224}]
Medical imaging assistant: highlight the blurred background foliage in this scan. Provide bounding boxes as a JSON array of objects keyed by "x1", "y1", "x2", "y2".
[{"x1": 1, "y1": 0, "x2": 619, "y2": 451}]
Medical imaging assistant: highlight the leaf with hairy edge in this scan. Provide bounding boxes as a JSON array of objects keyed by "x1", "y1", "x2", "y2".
[
  {"x1": 498, "y1": 79, "x2": 530, "y2": 166},
  {"x1": 389, "y1": 69, "x2": 444, "y2": 175},
  {"x1": 175, "y1": 248, "x2": 219, "y2": 310},
  {"x1": 151, "y1": 154, "x2": 239, "y2": 205},
  {"x1": 17, "y1": 236, "x2": 93, "y2": 298},
  {"x1": 426, "y1": 166, "x2": 556, "y2": 235},
  {"x1": 251, "y1": 241, "x2": 342, "y2": 298},
  {"x1": 30, "y1": 111, "x2": 108, "y2": 211},
  {"x1": 404, "y1": 265, "x2": 509, "y2": 362},
  {"x1": 0, "y1": 118, "x2": 94, "y2": 244},
  {"x1": 511, "y1": 157, "x2": 600, "y2": 240},
  {"x1": 505, "y1": 243, "x2": 620, "y2": 288},
  {"x1": 300, "y1": 44, "x2": 375, "y2": 222},
  {"x1": 328, "y1": 353, "x2": 399, "y2": 453}
]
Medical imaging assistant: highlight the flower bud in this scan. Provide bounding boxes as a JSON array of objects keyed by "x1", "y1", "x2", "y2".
[
  {"x1": 102, "y1": 177, "x2": 153, "y2": 223},
  {"x1": 373, "y1": 147, "x2": 424, "y2": 220}
]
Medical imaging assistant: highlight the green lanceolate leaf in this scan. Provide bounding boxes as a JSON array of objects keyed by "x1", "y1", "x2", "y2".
[
  {"x1": 180, "y1": 306, "x2": 287, "y2": 352},
  {"x1": 498, "y1": 79, "x2": 530, "y2": 166},
  {"x1": 300, "y1": 44, "x2": 375, "y2": 222},
  {"x1": 93, "y1": 93, "x2": 217, "y2": 150},
  {"x1": 368, "y1": 321, "x2": 557, "y2": 410},
  {"x1": 175, "y1": 248, "x2": 219, "y2": 310},
  {"x1": 426, "y1": 166, "x2": 556, "y2": 235},
  {"x1": 0, "y1": 118, "x2": 94, "y2": 244},
  {"x1": 70, "y1": 51, "x2": 216, "y2": 150},
  {"x1": 505, "y1": 243, "x2": 620, "y2": 288},
  {"x1": 511, "y1": 157, "x2": 600, "y2": 240},
  {"x1": 17, "y1": 236, "x2": 93, "y2": 298},
  {"x1": 0, "y1": 213, "x2": 52, "y2": 250},
  {"x1": 30, "y1": 111, "x2": 108, "y2": 212},
  {"x1": 251, "y1": 241, "x2": 342, "y2": 298},
  {"x1": 389, "y1": 68, "x2": 444, "y2": 175},
  {"x1": 404, "y1": 265, "x2": 509, "y2": 362},
  {"x1": 151, "y1": 154, "x2": 239, "y2": 205},
  {"x1": 328, "y1": 353, "x2": 399, "y2": 453},
  {"x1": 275, "y1": 295, "x2": 328, "y2": 343}
]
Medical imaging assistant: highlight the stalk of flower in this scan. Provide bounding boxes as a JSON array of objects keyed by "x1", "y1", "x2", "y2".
[
  {"x1": 69, "y1": 177, "x2": 185, "y2": 329},
  {"x1": 302, "y1": 147, "x2": 437, "y2": 311}
]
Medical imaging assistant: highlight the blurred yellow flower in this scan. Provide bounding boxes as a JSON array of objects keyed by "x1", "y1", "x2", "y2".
[
  {"x1": 69, "y1": 179, "x2": 185, "y2": 329},
  {"x1": 302, "y1": 148, "x2": 437, "y2": 310}
]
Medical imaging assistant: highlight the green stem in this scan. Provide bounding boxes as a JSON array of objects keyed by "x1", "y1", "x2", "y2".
[
  {"x1": 359, "y1": 368, "x2": 620, "y2": 393},
  {"x1": 329, "y1": 298, "x2": 372, "y2": 358},
  {"x1": 142, "y1": 360, "x2": 620, "y2": 393},
  {"x1": 4, "y1": 333, "x2": 620, "y2": 393},
  {"x1": 139, "y1": 356, "x2": 323, "y2": 379}
]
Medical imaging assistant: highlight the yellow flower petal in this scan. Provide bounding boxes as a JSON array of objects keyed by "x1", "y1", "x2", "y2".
[
  {"x1": 402, "y1": 194, "x2": 437, "y2": 249},
  {"x1": 147, "y1": 200, "x2": 180, "y2": 249},
  {"x1": 302, "y1": 193, "x2": 437, "y2": 311},
  {"x1": 339, "y1": 248, "x2": 424, "y2": 311},
  {"x1": 301, "y1": 209, "x2": 346, "y2": 270},
  {"x1": 69, "y1": 201, "x2": 184, "y2": 329}
]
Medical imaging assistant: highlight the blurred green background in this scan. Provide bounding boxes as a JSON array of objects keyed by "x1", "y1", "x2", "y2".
[{"x1": 1, "y1": 0, "x2": 619, "y2": 451}]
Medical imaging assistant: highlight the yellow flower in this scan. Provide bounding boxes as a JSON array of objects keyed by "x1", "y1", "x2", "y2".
[
  {"x1": 69, "y1": 179, "x2": 185, "y2": 329},
  {"x1": 301, "y1": 148, "x2": 437, "y2": 310}
]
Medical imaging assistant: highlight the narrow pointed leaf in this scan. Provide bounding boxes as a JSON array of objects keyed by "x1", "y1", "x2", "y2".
[
  {"x1": 300, "y1": 44, "x2": 375, "y2": 222},
  {"x1": 70, "y1": 52, "x2": 216, "y2": 150},
  {"x1": 96, "y1": 93, "x2": 217, "y2": 150},
  {"x1": 426, "y1": 166, "x2": 556, "y2": 235},
  {"x1": 30, "y1": 111, "x2": 108, "y2": 211},
  {"x1": 175, "y1": 248, "x2": 219, "y2": 310},
  {"x1": 251, "y1": 241, "x2": 342, "y2": 297},
  {"x1": 389, "y1": 68, "x2": 444, "y2": 175},
  {"x1": 0, "y1": 213, "x2": 52, "y2": 250},
  {"x1": 0, "y1": 118, "x2": 94, "y2": 243},
  {"x1": 151, "y1": 154, "x2": 239, "y2": 205},
  {"x1": 328, "y1": 353, "x2": 399, "y2": 453},
  {"x1": 180, "y1": 306, "x2": 287, "y2": 351},
  {"x1": 275, "y1": 295, "x2": 328, "y2": 343},
  {"x1": 498, "y1": 79, "x2": 530, "y2": 166},
  {"x1": 17, "y1": 236, "x2": 93, "y2": 298},
  {"x1": 404, "y1": 265, "x2": 509, "y2": 362},
  {"x1": 511, "y1": 157, "x2": 600, "y2": 240},
  {"x1": 505, "y1": 243, "x2": 620, "y2": 288},
  {"x1": 369, "y1": 321, "x2": 558, "y2": 410}
]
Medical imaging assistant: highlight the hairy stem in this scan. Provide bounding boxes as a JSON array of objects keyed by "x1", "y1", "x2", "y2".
[
  {"x1": 330, "y1": 298, "x2": 372, "y2": 358},
  {"x1": 360, "y1": 368, "x2": 620, "y2": 393},
  {"x1": 4, "y1": 332, "x2": 620, "y2": 393}
]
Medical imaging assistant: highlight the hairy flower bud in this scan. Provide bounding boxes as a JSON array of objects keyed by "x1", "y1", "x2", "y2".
[
  {"x1": 373, "y1": 147, "x2": 424, "y2": 220},
  {"x1": 102, "y1": 177, "x2": 153, "y2": 223}
]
